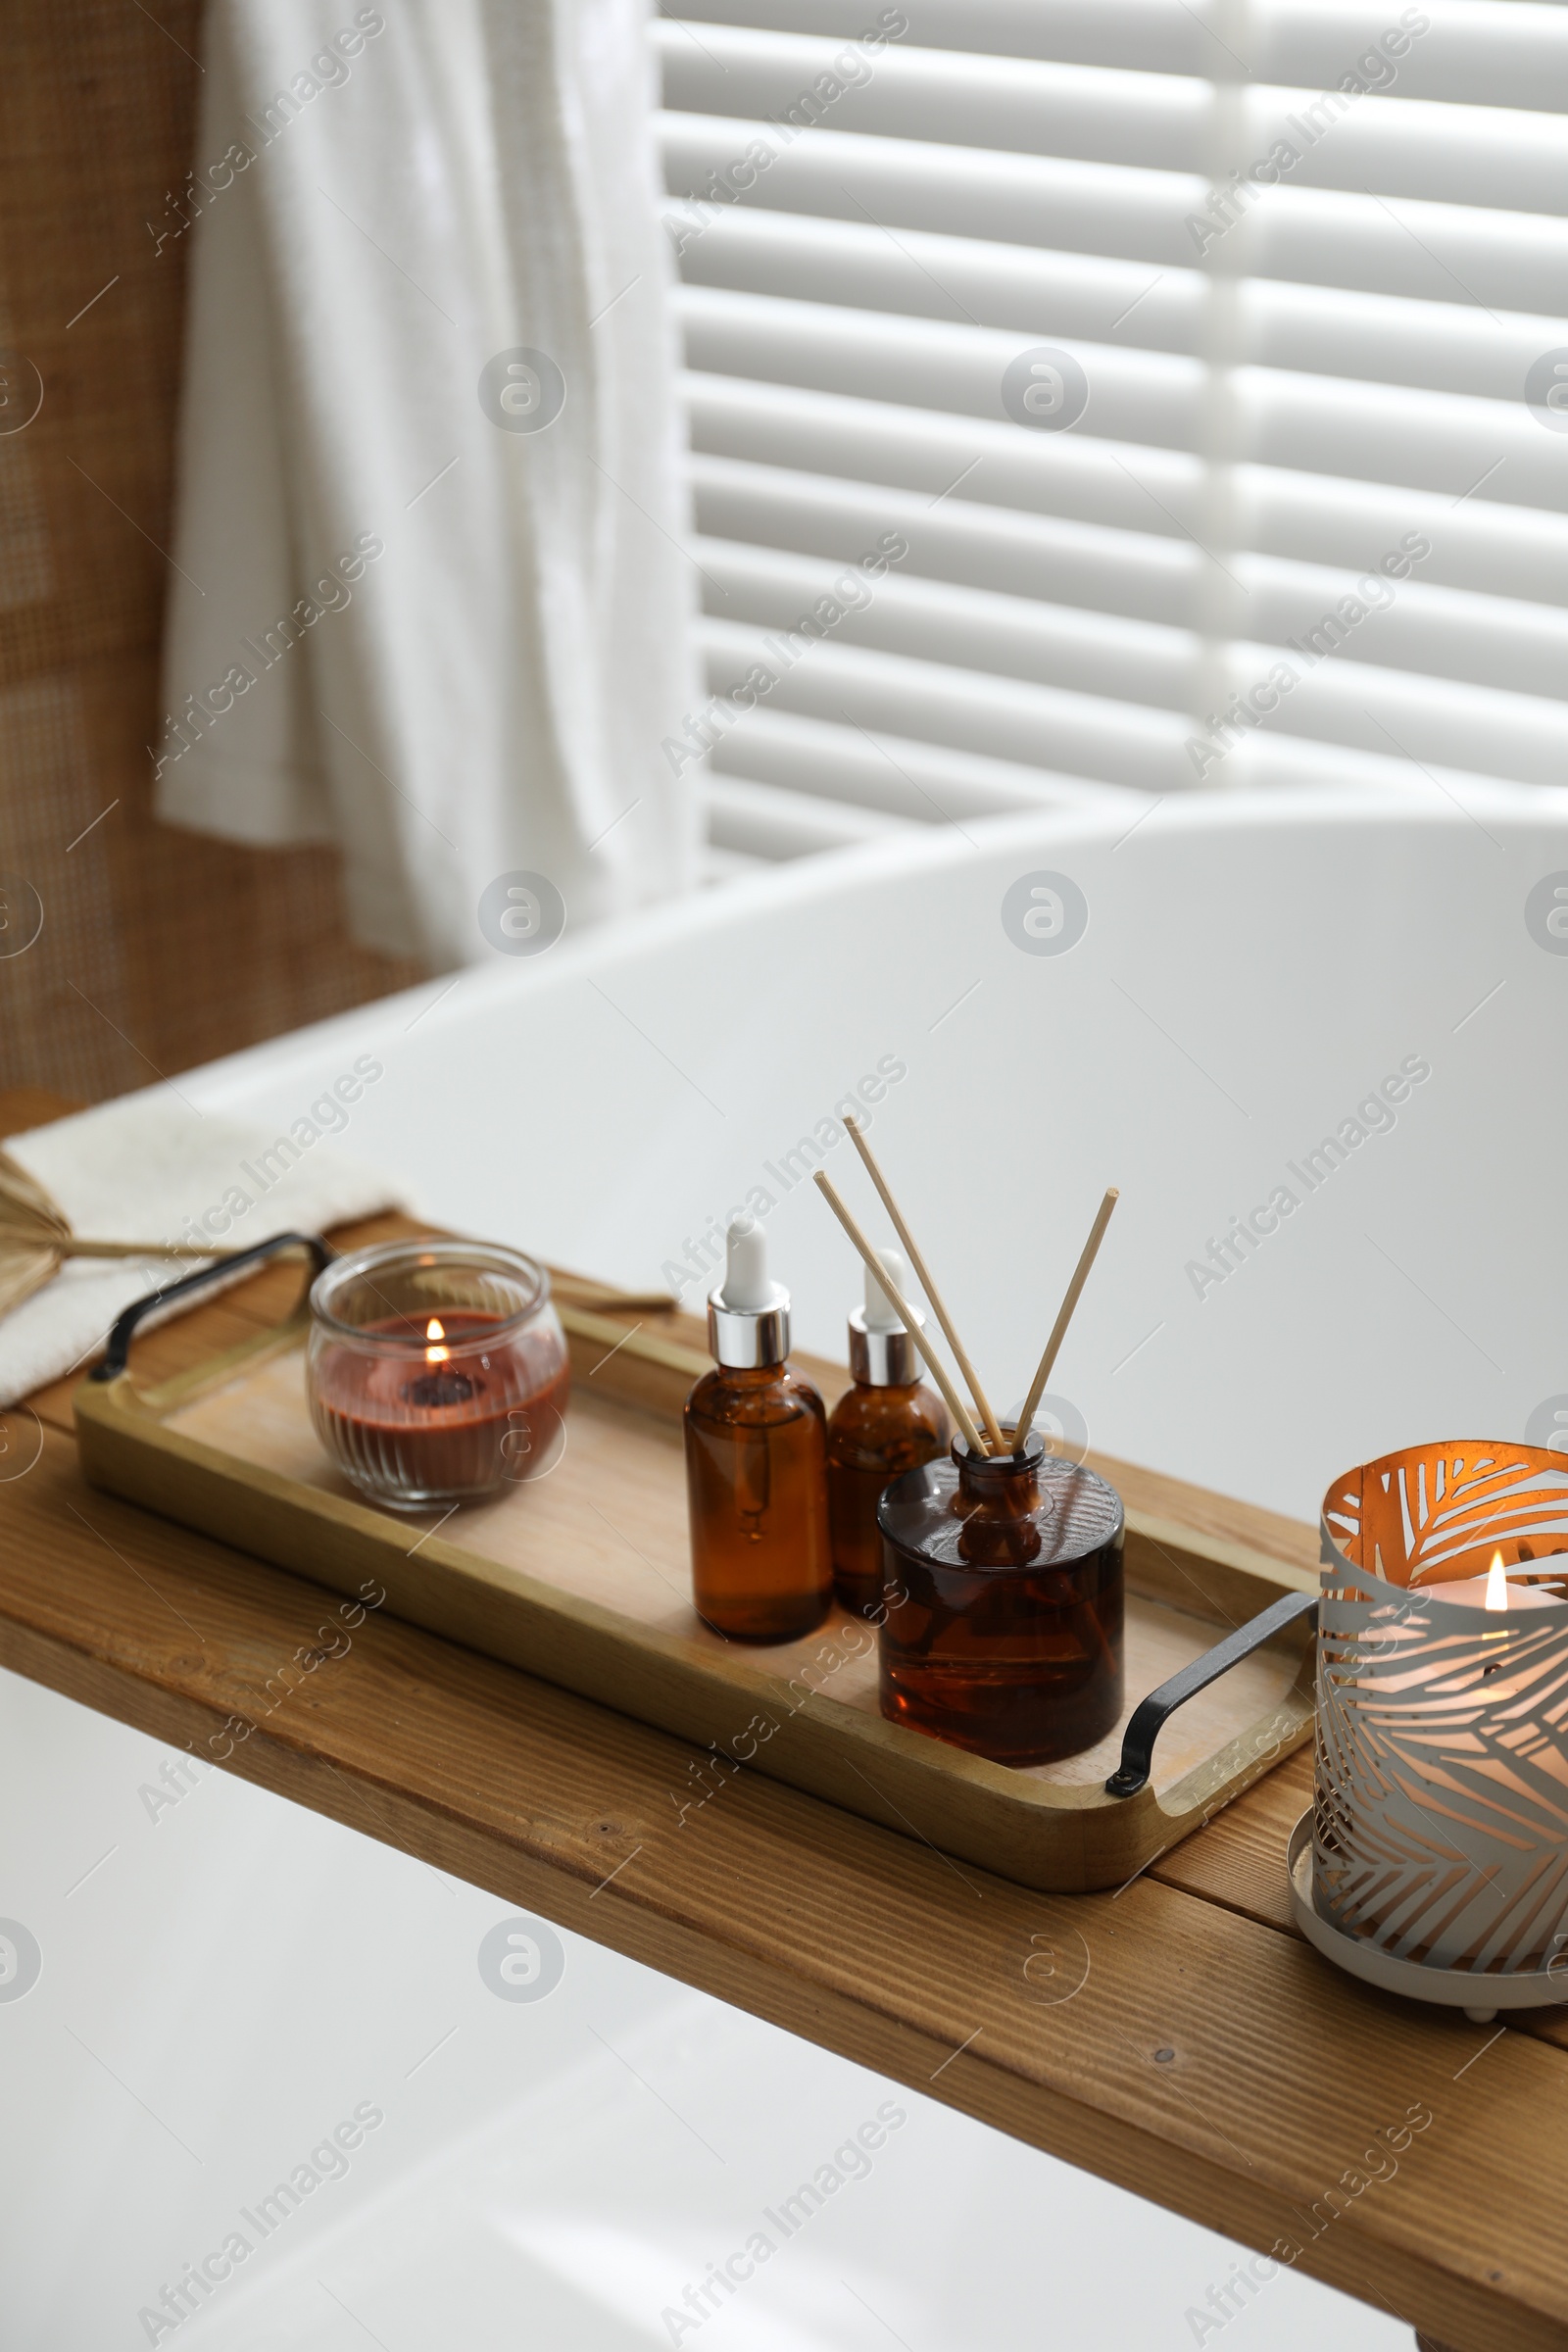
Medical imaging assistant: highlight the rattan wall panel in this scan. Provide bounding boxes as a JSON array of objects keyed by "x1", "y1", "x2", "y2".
[{"x1": 0, "y1": 1, "x2": 424, "y2": 1104}]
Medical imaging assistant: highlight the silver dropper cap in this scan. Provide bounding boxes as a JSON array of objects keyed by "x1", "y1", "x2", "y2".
[
  {"x1": 849, "y1": 1246, "x2": 921, "y2": 1386},
  {"x1": 707, "y1": 1214, "x2": 790, "y2": 1368}
]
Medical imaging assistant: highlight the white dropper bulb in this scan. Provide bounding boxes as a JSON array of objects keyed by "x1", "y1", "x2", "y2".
[
  {"x1": 864, "y1": 1247, "x2": 909, "y2": 1332},
  {"x1": 718, "y1": 1213, "x2": 772, "y2": 1310}
]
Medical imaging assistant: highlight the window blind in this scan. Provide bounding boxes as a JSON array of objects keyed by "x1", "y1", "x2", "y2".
[{"x1": 656, "y1": 0, "x2": 1568, "y2": 867}]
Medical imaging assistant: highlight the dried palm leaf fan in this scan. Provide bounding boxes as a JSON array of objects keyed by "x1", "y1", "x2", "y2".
[{"x1": 0, "y1": 1149, "x2": 243, "y2": 1319}]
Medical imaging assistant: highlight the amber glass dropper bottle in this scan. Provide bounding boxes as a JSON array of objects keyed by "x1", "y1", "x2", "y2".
[
  {"x1": 826, "y1": 1247, "x2": 948, "y2": 1619},
  {"x1": 684, "y1": 1215, "x2": 832, "y2": 1642}
]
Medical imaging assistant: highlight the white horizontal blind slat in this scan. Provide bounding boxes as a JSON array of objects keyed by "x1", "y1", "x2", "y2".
[
  {"x1": 678, "y1": 288, "x2": 1568, "y2": 514},
  {"x1": 702, "y1": 841, "x2": 773, "y2": 880},
  {"x1": 662, "y1": 8, "x2": 1568, "y2": 860},
  {"x1": 684, "y1": 376, "x2": 1568, "y2": 610},
  {"x1": 699, "y1": 615, "x2": 1193, "y2": 789},
  {"x1": 700, "y1": 771, "x2": 914, "y2": 858},
  {"x1": 667, "y1": 1, "x2": 1204, "y2": 74},
  {"x1": 668, "y1": 0, "x2": 1568, "y2": 111},
  {"x1": 693, "y1": 453, "x2": 1568, "y2": 699},
  {"x1": 708, "y1": 706, "x2": 1143, "y2": 823},
  {"x1": 658, "y1": 27, "x2": 1568, "y2": 211},
  {"x1": 698, "y1": 534, "x2": 1196, "y2": 707},
  {"x1": 661, "y1": 121, "x2": 1568, "y2": 322},
  {"x1": 672, "y1": 200, "x2": 1564, "y2": 404},
  {"x1": 697, "y1": 534, "x2": 1568, "y2": 781}
]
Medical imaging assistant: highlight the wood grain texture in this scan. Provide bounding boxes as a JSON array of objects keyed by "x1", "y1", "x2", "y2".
[
  {"x1": 4, "y1": 1098, "x2": 1566, "y2": 2349},
  {"x1": 1155, "y1": 1748, "x2": 1313, "y2": 1934},
  {"x1": 1154, "y1": 1751, "x2": 1568, "y2": 2059},
  {"x1": 68, "y1": 1280, "x2": 1314, "y2": 1893},
  {"x1": 166, "y1": 1344, "x2": 1307, "y2": 1797},
  {"x1": 3, "y1": 1428, "x2": 1568, "y2": 2350}
]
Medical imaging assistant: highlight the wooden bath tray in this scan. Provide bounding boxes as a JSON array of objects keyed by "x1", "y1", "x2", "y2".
[{"x1": 74, "y1": 1236, "x2": 1320, "y2": 1893}]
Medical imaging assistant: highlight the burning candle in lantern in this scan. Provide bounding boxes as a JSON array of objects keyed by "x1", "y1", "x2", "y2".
[
  {"x1": 1316, "y1": 1445, "x2": 1568, "y2": 1976},
  {"x1": 1414, "y1": 1546, "x2": 1566, "y2": 1614},
  {"x1": 307, "y1": 1241, "x2": 570, "y2": 1511}
]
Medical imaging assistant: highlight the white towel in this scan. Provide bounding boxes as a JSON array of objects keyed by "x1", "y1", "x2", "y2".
[
  {"x1": 156, "y1": 0, "x2": 699, "y2": 967},
  {"x1": 0, "y1": 1088, "x2": 413, "y2": 1407}
]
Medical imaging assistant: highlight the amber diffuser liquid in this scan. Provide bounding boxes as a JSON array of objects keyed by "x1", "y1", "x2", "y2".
[{"x1": 877, "y1": 1432, "x2": 1124, "y2": 1765}]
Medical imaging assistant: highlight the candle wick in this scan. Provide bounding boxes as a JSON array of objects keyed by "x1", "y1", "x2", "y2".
[{"x1": 402, "y1": 1366, "x2": 479, "y2": 1408}]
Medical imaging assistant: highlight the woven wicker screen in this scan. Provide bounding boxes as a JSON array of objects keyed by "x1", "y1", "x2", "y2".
[{"x1": 0, "y1": 2, "x2": 424, "y2": 1104}]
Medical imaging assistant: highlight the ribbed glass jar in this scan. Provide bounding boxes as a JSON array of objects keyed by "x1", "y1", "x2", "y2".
[{"x1": 307, "y1": 1240, "x2": 569, "y2": 1510}]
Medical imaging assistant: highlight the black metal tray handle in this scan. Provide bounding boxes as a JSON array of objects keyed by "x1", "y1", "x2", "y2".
[
  {"x1": 1104, "y1": 1589, "x2": 1318, "y2": 1797},
  {"x1": 90, "y1": 1231, "x2": 333, "y2": 1384}
]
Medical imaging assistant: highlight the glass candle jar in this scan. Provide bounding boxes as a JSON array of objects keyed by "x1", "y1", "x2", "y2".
[
  {"x1": 307, "y1": 1240, "x2": 569, "y2": 1510},
  {"x1": 877, "y1": 1430, "x2": 1124, "y2": 1765}
]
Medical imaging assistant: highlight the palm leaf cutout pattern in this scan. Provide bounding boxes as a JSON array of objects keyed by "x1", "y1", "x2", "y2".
[{"x1": 1316, "y1": 1444, "x2": 1568, "y2": 1976}]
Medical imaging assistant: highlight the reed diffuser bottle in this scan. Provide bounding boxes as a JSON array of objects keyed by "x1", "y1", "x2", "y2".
[
  {"x1": 812, "y1": 1113, "x2": 1124, "y2": 1765},
  {"x1": 826, "y1": 1248, "x2": 947, "y2": 1619},
  {"x1": 684, "y1": 1216, "x2": 832, "y2": 1642},
  {"x1": 877, "y1": 1430, "x2": 1124, "y2": 1765}
]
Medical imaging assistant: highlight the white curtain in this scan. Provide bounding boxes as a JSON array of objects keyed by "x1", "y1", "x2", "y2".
[{"x1": 158, "y1": 0, "x2": 699, "y2": 967}]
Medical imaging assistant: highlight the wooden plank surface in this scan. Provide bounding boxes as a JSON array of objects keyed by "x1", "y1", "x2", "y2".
[{"x1": 3, "y1": 1093, "x2": 1567, "y2": 2352}]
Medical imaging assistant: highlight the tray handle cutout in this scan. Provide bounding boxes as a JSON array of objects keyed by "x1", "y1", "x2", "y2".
[
  {"x1": 1104, "y1": 1589, "x2": 1318, "y2": 1798},
  {"x1": 90, "y1": 1230, "x2": 333, "y2": 1390}
]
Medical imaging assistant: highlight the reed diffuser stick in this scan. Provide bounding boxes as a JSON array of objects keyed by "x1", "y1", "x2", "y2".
[
  {"x1": 812, "y1": 1172, "x2": 987, "y2": 1457},
  {"x1": 1011, "y1": 1188, "x2": 1119, "y2": 1450},
  {"x1": 843, "y1": 1114, "x2": 1005, "y2": 1453}
]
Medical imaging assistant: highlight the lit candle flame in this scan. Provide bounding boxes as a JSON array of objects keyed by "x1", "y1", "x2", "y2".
[
  {"x1": 1486, "y1": 1549, "x2": 1508, "y2": 1611},
  {"x1": 424, "y1": 1316, "x2": 449, "y2": 1365}
]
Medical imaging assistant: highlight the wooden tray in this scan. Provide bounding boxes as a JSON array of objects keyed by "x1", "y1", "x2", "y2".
[{"x1": 74, "y1": 1239, "x2": 1319, "y2": 1893}]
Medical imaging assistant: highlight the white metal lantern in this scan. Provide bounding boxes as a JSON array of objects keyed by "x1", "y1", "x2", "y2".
[{"x1": 1295, "y1": 1442, "x2": 1568, "y2": 2021}]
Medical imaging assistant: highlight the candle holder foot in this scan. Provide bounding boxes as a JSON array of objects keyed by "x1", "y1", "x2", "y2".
[{"x1": 1288, "y1": 1814, "x2": 1567, "y2": 2016}]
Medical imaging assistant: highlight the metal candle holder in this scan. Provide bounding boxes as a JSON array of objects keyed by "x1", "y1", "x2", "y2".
[{"x1": 1298, "y1": 1442, "x2": 1568, "y2": 2023}]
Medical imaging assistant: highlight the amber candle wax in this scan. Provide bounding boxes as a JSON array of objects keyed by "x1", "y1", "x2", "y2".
[{"x1": 307, "y1": 1243, "x2": 569, "y2": 1510}]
